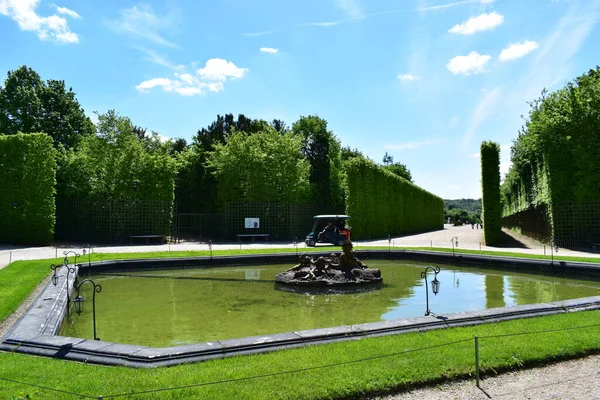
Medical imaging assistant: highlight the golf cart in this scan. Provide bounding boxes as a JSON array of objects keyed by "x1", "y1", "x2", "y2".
[{"x1": 305, "y1": 215, "x2": 351, "y2": 247}]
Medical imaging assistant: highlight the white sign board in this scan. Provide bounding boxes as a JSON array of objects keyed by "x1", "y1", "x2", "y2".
[{"x1": 245, "y1": 218, "x2": 260, "y2": 229}]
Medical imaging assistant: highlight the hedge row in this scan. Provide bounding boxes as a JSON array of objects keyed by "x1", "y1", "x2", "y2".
[
  {"x1": 501, "y1": 67, "x2": 600, "y2": 247},
  {"x1": 0, "y1": 133, "x2": 56, "y2": 245},
  {"x1": 480, "y1": 141, "x2": 502, "y2": 245},
  {"x1": 345, "y1": 158, "x2": 443, "y2": 240}
]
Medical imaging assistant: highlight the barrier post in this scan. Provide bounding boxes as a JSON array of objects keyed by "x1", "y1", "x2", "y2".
[{"x1": 475, "y1": 336, "x2": 480, "y2": 387}]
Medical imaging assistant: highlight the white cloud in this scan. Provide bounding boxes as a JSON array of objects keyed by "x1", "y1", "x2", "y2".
[
  {"x1": 242, "y1": 30, "x2": 278, "y2": 37},
  {"x1": 51, "y1": 4, "x2": 80, "y2": 19},
  {"x1": 336, "y1": 0, "x2": 363, "y2": 18},
  {"x1": 449, "y1": 12, "x2": 504, "y2": 34},
  {"x1": 417, "y1": 0, "x2": 476, "y2": 12},
  {"x1": 499, "y1": 41, "x2": 540, "y2": 61},
  {"x1": 397, "y1": 73, "x2": 418, "y2": 81},
  {"x1": 108, "y1": 4, "x2": 180, "y2": 48},
  {"x1": 471, "y1": 152, "x2": 480, "y2": 158},
  {"x1": 505, "y1": 0, "x2": 600, "y2": 119},
  {"x1": 260, "y1": 47, "x2": 279, "y2": 54},
  {"x1": 446, "y1": 185, "x2": 460, "y2": 190},
  {"x1": 137, "y1": 58, "x2": 247, "y2": 96},
  {"x1": 300, "y1": 8, "x2": 403, "y2": 28},
  {"x1": 447, "y1": 51, "x2": 491, "y2": 75},
  {"x1": 0, "y1": 0, "x2": 79, "y2": 43},
  {"x1": 197, "y1": 58, "x2": 248, "y2": 81},
  {"x1": 463, "y1": 87, "x2": 503, "y2": 144},
  {"x1": 480, "y1": 0, "x2": 494, "y2": 4},
  {"x1": 384, "y1": 139, "x2": 440, "y2": 151},
  {"x1": 133, "y1": 46, "x2": 178, "y2": 69}
]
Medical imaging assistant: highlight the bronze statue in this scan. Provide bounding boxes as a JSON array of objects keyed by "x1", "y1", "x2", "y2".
[{"x1": 275, "y1": 240, "x2": 382, "y2": 288}]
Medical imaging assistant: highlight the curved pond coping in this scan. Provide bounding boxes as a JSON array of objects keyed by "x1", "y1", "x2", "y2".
[{"x1": 2, "y1": 250, "x2": 600, "y2": 368}]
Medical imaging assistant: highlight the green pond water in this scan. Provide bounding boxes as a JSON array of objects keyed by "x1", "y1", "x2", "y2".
[{"x1": 61, "y1": 261, "x2": 600, "y2": 347}]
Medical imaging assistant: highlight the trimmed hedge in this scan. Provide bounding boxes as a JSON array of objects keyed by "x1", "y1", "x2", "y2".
[
  {"x1": 345, "y1": 158, "x2": 443, "y2": 240},
  {"x1": 501, "y1": 67, "x2": 600, "y2": 247},
  {"x1": 0, "y1": 133, "x2": 57, "y2": 244},
  {"x1": 481, "y1": 141, "x2": 502, "y2": 245}
]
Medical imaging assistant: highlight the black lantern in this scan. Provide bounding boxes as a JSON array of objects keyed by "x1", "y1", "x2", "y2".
[
  {"x1": 420, "y1": 266, "x2": 441, "y2": 316},
  {"x1": 73, "y1": 279, "x2": 102, "y2": 340},
  {"x1": 431, "y1": 276, "x2": 440, "y2": 295},
  {"x1": 451, "y1": 236, "x2": 459, "y2": 256},
  {"x1": 52, "y1": 272, "x2": 59, "y2": 286},
  {"x1": 73, "y1": 295, "x2": 85, "y2": 315},
  {"x1": 82, "y1": 244, "x2": 91, "y2": 268}
]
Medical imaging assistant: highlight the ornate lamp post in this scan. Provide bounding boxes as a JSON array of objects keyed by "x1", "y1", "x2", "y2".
[
  {"x1": 208, "y1": 240, "x2": 213, "y2": 259},
  {"x1": 548, "y1": 237, "x2": 559, "y2": 266},
  {"x1": 420, "y1": 266, "x2": 441, "y2": 316},
  {"x1": 63, "y1": 250, "x2": 81, "y2": 268},
  {"x1": 388, "y1": 235, "x2": 391, "y2": 253},
  {"x1": 73, "y1": 279, "x2": 102, "y2": 341},
  {"x1": 451, "y1": 236, "x2": 459, "y2": 256},
  {"x1": 82, "y1": 244, "x2": 91, "y2": 268},
  {"x1": 293, "y1": 237, "x2": 298, "y2": 256},
  {"x1": 50, "y1": 262, "x2": 77, "y2": 317}
]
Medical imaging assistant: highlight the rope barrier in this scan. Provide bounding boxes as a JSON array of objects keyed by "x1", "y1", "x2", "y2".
[
  {"x1": 1, "y1": 322, "x2": 597, "y2": 398},
  {"x1": 478, "y1": 322, "x2": 600, "y2": 339},
  {"x1": 101, "y1": 338, "x2": 473, "y2": 398},
  {"x1": 0, "y1": 377, "x2": 97, "y2": 399}
]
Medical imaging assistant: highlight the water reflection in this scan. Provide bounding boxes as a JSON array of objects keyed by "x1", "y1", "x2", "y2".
[{"x1": 61, "y1": 262, "x2": 600, "y2": 347}]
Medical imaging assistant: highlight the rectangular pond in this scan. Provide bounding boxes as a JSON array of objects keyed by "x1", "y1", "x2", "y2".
[{"x1": 61, "y1": 261, "x2": 600, "y2": 347}]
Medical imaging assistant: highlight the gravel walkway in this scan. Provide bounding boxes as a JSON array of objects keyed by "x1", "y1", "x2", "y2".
[{"x1": 375, "y1": 355, "x2": 600, "y2": 400}]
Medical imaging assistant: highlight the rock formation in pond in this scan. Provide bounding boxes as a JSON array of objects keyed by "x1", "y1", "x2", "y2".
[{"x1": 275, "y1": 240, "x2": 382, "y2": 287}]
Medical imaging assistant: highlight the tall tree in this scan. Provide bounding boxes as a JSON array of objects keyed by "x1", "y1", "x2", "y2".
[
  {"x1": 206, "y1": 128, "x2": 310, "y2": 204},
  {"x1": 0, "y1": 65, "x2": 94, "y2": 149},
  {"x1": 292, "y1": 115, "x2": 343, "y2": 206},
  {"x1": 382, "y1": 152, "x2": 393, "y2": 166},
  {"x1": 384, "y1": 162, "x2": 413, "y2": 182},
  {"x1": 58, "y1": 110, "x2": 176, "y2": 201},
  {"x1": 178, "y1": 114, "x2": 272, "y2": 213}
]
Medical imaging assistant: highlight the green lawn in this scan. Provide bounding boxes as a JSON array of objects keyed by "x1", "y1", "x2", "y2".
[
  {"x1": 1, "y1": 312, "x2": 598, "y2": 399},
  {"x1": 1, "y1": 249, "x2": 599, "y2": 399},
  {"x1": 59, "y1": 245, "x2": 600, "y2": 264}
]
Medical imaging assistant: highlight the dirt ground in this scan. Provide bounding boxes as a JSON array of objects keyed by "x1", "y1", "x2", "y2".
[{"x1": 376, "y1": 354, "x2": 600, "y2": 400}]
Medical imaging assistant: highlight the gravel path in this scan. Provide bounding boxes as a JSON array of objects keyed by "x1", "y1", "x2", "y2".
[{"x1": 375, "y1": 355, "x2": 600, "y2": 400}]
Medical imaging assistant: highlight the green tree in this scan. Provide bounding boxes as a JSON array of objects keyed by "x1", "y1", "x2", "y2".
[
  {"x1": 341, "y1": 146, "x2": 370, "y2": 162},
  {"x1": 0, "y1": 65, "x2": 94, "y2": 150},
  {"x1": 206, "y1": 128, "x2": 310, "y2": 204},
  {"x1": 58, "y1": 110, "x2": 176, "y2": 201},
  {"x1": 384, "y1": 162, "x2": 413, "y2": 182},
  {"x1": 178, "y1": 114, "x2": 273, "y2": 212},
  {"x1": 382, "y1": 152, "x2": 393, "y2": 166},
  {"x1": 292, "y1": 115, "x2": 343, "y2": 206}
]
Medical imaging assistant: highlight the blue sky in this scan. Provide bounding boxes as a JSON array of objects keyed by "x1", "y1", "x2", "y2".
[{"x1": 1, "y1": 0, "x2": 599, "y2": 199}]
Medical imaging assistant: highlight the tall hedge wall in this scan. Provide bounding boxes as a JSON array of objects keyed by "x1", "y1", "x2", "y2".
[
  {"x1": 345, "y1": 158, "x2": 443, "y2": 240},
  {"x1": 0, "y1": 133, "x2": 57, "y2": 244},
  {"x1": 480, "y1": 141, "x2": 502, "y2": 245},
  {"x1": 501, "y1": 67, "x2": 600, "y2": 248}
]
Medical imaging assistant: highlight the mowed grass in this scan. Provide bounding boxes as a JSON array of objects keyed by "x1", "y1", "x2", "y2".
[
  {"x1": 1, "y1": 312, "x2": 598, "y2": 400},
  {"x1": 56, "y1": 245, "x2": 600, "y2": 264},
  {"x1": 1, "y1": 251, "x2": 599, "y2": 399},
  {"x1": 0, "y1": 260, "x2": 50, "y2": 322}
]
